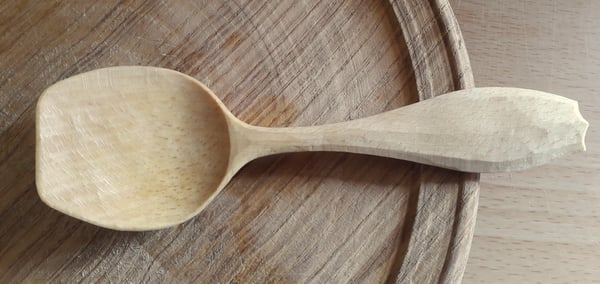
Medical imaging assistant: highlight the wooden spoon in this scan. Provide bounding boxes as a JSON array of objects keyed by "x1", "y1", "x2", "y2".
[{"x1": 36, "y1": 66, "x2": 588, "y2": 230}]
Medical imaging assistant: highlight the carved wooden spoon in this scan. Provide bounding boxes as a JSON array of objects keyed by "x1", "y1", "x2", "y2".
[{"x1": 36, "y1": 66, "x2": 588, "y2": 230}]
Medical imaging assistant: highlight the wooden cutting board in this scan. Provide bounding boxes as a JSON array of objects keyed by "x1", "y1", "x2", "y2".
[{"x1": 0, "y1": 0, "x2": 479, "y2": 282}]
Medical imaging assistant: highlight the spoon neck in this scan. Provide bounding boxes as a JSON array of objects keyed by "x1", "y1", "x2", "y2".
[
  {"x1": 227, "y1": 122, "x2": 320, "y2": 167},
  {"x1": 226, "y1": 117, "x2": 413, "y2": 168}
]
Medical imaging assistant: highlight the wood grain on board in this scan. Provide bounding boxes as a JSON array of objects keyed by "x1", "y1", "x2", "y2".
[
  {"x1": 450, "y1": 0, "x2": 600, "y2": 282},
  {"x1": 1, "y1": 0, "x2": 477, "y2": 282}
]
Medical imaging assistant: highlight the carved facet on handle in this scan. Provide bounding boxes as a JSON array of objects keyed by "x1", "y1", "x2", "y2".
[{"x1": 231, "y1": 87, "x2": 588, "y2": 173}]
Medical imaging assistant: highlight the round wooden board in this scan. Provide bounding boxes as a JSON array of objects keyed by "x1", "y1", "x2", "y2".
[{"x1": 0, "y1": 0, "x2": 479, "y2": 283}]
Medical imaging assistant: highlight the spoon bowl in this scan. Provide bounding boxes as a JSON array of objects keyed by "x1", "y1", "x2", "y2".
[
  {"x1": 36, "y1": 67, "x2": 233, "y2": 230},
  {"x1": 36, "y1": 66, "x2": 588, "y2": 230}
]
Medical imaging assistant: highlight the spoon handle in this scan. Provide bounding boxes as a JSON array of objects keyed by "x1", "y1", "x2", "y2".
[{"x1": 230, "y1": 87, "x2": 588, "y2": 173}]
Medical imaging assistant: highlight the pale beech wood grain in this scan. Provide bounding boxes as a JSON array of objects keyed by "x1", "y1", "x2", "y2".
[
  {"x1": 36, "y1": 65, "x2": 588, "y2": 231},
  {"x1": 2, "y1": 0, "x2": 479, "y2": 282},
  {"x1": 451, "y1": 0, "x2": 600, "y2": 282}
]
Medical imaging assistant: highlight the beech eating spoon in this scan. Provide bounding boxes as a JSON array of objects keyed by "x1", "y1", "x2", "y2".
[{"x1": 36, "y1": 66, "x2": 588, "y2": 230}]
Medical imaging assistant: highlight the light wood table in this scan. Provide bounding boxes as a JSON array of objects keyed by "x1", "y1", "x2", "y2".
[{"x1": 450, "y1": 1, "x2": 600, "y2": 282}]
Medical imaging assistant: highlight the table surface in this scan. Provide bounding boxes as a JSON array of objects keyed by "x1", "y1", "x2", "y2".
[
  {"x1": 0, "y1": 1, "x2": 598, "y2": 283},
  {"x1": 451, "y1": 0, "x2": 600, "y2": 282}
]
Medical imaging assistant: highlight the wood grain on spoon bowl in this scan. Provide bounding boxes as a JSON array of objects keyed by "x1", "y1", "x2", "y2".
[
  {"x1": 36, "y1": 67, "x2": 233, "y2": 230},
  {"x1": 35, "y1": 66, "x2": 588, "y2": 231}
]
